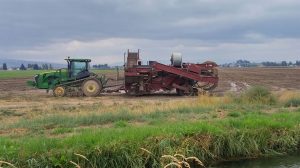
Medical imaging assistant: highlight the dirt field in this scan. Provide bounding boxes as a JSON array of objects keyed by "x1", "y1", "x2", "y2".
[
  {"x1": 1, "y1": 68, "x2": 299, "y2": 113},
  {"x1": 1, "y1": 67, "x2": 299, "y2": 94},
  {"x1": 216, "y1": 68, "x2": 300, "y2": 93}
]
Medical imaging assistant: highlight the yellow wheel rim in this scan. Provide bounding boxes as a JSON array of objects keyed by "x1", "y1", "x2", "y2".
[
  {"x1": 87, "y1": 84, "x2": 96, "y2": 92},
  {"x1": 54, "y1": 87, "x2": 65, "y2": 96}
]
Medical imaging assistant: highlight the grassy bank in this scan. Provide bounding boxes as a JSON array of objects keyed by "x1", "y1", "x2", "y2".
[
  {"x1": 1, "y1": 111, "x2": 300, "y2": 167},
  {"x1": 1, "y1": 87, "x2": 300, "y2": 167}
]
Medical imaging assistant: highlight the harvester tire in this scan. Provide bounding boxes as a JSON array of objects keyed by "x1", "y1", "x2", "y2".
[
  {"x1": 176, "y1": 89, "x2": 185, "y2": 96},
  {"x1": 82, "y1": 79, "x2": 102, "y2": 97},
  {"x1": 202, "y1": 83, "x2": 218, "y2": 91},
  {"x1": 53, "y1": 86, "x2": 66, "y2": 97},
  {"x1": 176, "y1": 85, "x2": 197, "y2": 96}
]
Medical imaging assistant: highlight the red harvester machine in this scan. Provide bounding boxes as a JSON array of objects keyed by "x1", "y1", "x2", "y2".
[{"x1": 124, "y1": 50, "x2": 219, "y2": 96}]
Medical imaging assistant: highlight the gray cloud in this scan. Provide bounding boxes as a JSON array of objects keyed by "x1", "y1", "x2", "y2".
[{"x1": 0, "y1": 0, "x2": 300, "y2": 64}]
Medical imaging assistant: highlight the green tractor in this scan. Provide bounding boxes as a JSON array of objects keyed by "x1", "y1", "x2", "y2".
[{"x1": 27, "y1": 58, "x2": 107, "y2": 97}]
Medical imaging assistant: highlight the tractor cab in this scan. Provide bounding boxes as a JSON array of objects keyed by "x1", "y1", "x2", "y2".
[{"x1": 65, "y1": 58, "x2": 91, "y2": 79}]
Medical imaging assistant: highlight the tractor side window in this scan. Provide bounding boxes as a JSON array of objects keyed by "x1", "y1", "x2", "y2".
[{"x1": 71, "y1": 62, "x2": 87, "y2": 77}]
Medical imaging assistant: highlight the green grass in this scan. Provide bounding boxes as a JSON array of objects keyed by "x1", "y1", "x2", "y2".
[
  {"x1": 0, "y1": 70, "x2": 49, "y2": 79},
  {"x1": 1, "y1": 87, "x2": 300, "y2": 167},
  {"x1": 1, "y1": 109, "x2": 300, "y2": 167},
  {"x1": 114, "y1": 120, "x2": 129, "y2": 128},
  {"x1": 228, "y1": 111, "x2": 241, "y2": 118},
  {"x1": 92, "y1": 69, "x2": 119, "y2": 74},
  {"x1": 0, "y1": 69, "x2": 117, "y2": 79},
  {"x1": 51, "y1": 127, "x2": 73, "y2": 135},
  {"x1": 4, "y1": 106, "x2": 212, "y2": 132}
]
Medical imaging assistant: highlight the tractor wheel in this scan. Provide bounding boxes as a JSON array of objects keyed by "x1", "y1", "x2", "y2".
[
  {"x1": 82, "y1": 79, "x2": 102, "y2": 97},
  {"x1": 53, "y1": 86, "x2": 66, "y2": 97}
]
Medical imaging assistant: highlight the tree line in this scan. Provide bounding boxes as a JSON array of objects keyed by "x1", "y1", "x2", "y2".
[
  {"x1": 92, "y1": 64, "x2": 111, "y2": 69},
  {"x1": 2, "y1": 60, "x2": 300, "y2": 70},
  {"x1": 261, "y1": 61, "x2": 300, "y2": 67},
  {"x1": 222, "y1": 60, "x2": 300, "y2": 67},
  {"x1": 1, "y1": 63, "x2": 53, "y2": 70}
]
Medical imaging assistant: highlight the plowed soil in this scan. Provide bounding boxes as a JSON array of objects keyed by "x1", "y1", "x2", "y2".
[
  {"x1": 1, "y1": 68, "x2": 299, "y2": 95},
  {"x1": 215, "y1": 68, "x2": 300, "y2": 94}
]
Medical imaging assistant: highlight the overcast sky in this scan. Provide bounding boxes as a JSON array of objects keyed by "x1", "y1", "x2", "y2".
[{"x1": 0, "y1": 0, "x2": 300, "y2": 65}]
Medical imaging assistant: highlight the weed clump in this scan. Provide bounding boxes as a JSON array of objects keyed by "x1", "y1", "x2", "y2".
[
  {"x1": 284, "y1": 98, "x2": 300, "y2": 107},
  {"x1": 234, "y1": 86, "x2": 277, "y2": 105},
  {"x1": 114, "y1": 121, "x2": 128, "y2": 128},
  {"x1": 228, "y1": 112, "x2": 241, "y2": 118}
]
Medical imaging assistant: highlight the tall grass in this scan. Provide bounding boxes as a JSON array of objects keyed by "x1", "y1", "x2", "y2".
[
  {"x1": 1, "y1": 88, "x2": 300, "y2": 167},
  {"x1": 278, "y1": 91, "x2": 300, "y2": 107},
  {"x1": 7, "y1": 105, "x2": 212, "y2": 132},
  {"x1": 1, "y1": 111, "x2": 300, "y2": 167},
  {"x1": 284, "y1": 98, "x2": 300, "y2": 107},
  {"x1": 232, "y1": 86, "x2": 277, "y2": 105},
  {"x1": 197, "y1": 95, "x2": 230, "y2": 107}
]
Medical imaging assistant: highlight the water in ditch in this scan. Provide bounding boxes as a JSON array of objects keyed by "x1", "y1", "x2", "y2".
[{"x1": 215, "y1": 155, "x2": 300, "y2": 168}]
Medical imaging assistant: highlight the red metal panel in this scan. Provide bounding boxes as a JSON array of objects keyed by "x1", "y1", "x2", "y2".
[
  {"x1": 125, "y1": 72, "x2": 139, "y2": 76},
  {"x1": 152, "y1": 62, "x2": 218, "y2": 83}
]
